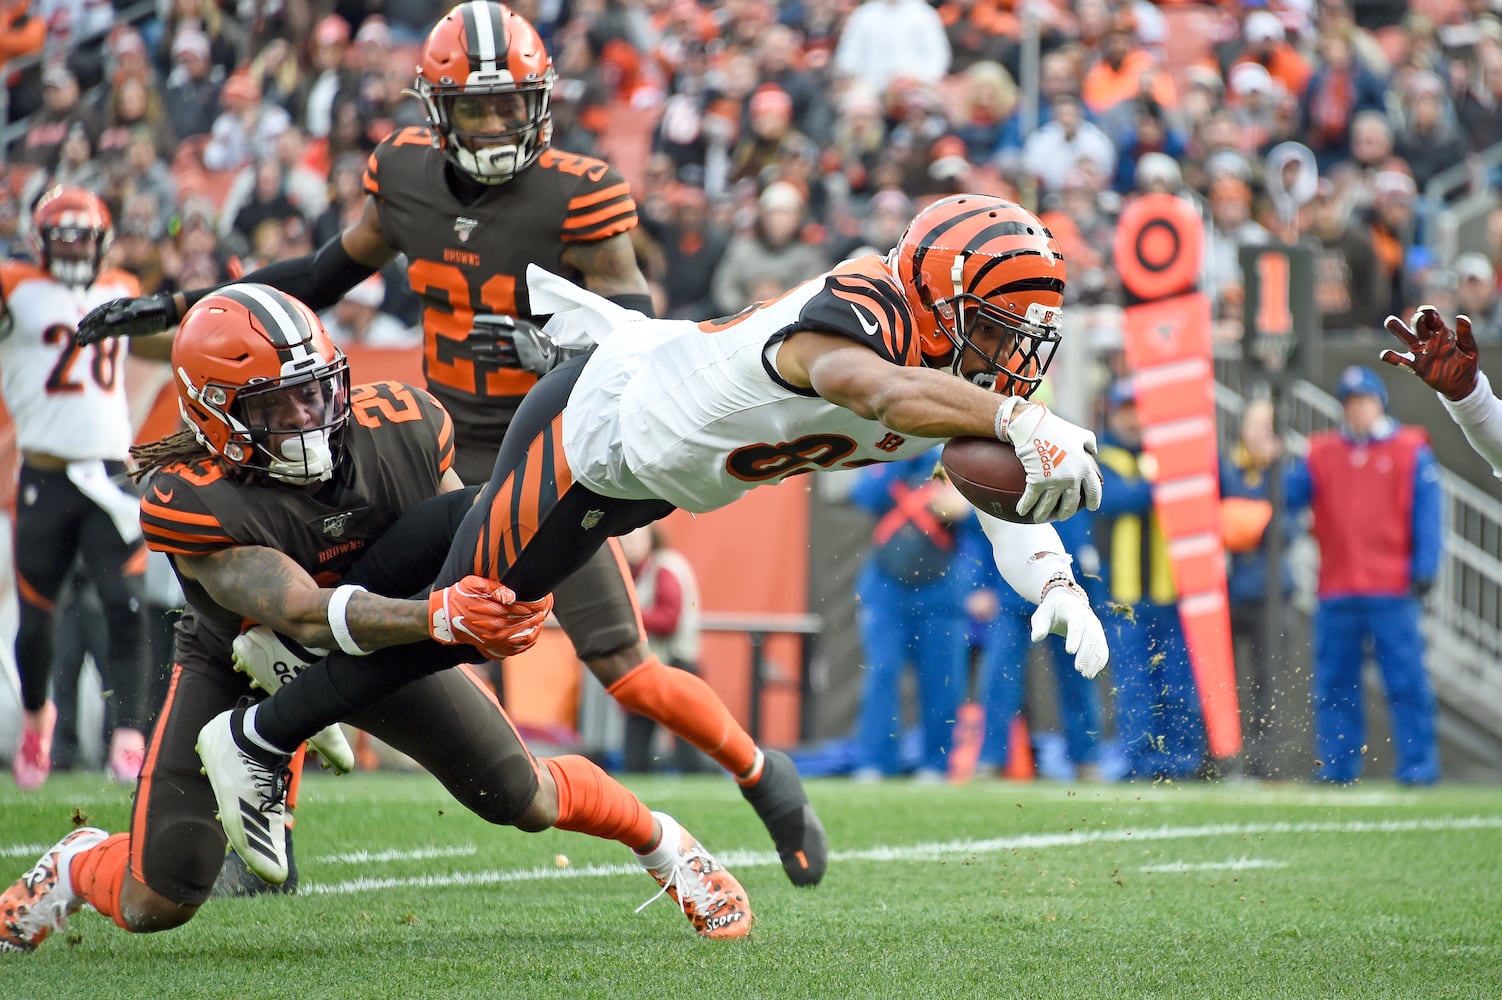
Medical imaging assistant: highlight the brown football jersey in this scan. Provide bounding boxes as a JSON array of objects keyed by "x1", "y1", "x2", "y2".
[
  {"x1": 139, "y1": 381, "x2": 455, "y2": 674},
  {"x1": 363, "y1": 128, "x2": 638, "y2": 443}
]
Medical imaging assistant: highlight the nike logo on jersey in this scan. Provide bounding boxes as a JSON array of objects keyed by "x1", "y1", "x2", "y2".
[
  {"x1": 850, "y1": 303, "x2": 880, "y2": 339},
  {"x1": 153, "y1": 485, "x2": 174, "y2": 503}
]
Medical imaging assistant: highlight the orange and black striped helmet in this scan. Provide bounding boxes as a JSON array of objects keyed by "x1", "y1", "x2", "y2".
[
  {"x1": 412, "y1": 1, "x2": 555, "y2": 184},
  {"x1": 889, "y1": 195, "x2": 1066, "y2": 397}
]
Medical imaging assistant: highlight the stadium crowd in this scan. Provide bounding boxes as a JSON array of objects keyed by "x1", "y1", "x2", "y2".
[{"x1": 0, "y1": 0, "x2": 1489, "y2": 787}]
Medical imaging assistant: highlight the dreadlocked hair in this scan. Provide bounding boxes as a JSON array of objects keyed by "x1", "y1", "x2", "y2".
[{"x1": 129, "y1": 428, "x2": 210, "y2": 483}]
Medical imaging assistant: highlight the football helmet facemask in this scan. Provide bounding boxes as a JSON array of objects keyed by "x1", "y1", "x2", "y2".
[
  {"x1": 31, "y1": 186, "x2": 112, "y2": 289},
  {"x1": 172, "y1": 284, "x2": 351, "y2": 485},
  {"x1": 889, "y1": 194, "x2": 1066, "y2": 398},
  {"x1": 411, "y1": 1, "x2": 555, "y2": 184}
]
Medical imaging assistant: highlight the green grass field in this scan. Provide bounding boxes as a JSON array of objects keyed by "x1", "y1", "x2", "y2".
[{"x1": 3, "y1": 771, "x2": 1500, "y2": 999}]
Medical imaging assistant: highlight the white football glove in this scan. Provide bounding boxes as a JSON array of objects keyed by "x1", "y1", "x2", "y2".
[
  {"x1": 1030, "y1": 575, "x2": 1109, "y2": 679},
  {"x1": 997, "y1": 398, "x2": 1104, "y2": 522}
]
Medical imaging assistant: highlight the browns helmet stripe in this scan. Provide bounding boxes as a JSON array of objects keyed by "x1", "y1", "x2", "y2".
[
  {"x1": 460, "y1": 0, "x2": 505, "y2": 74},
  {"x1": 218, "y1": 284, "x2": 318, "y2": 367}
]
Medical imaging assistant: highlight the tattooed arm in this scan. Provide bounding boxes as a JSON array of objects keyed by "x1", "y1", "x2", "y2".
[
  {"x1": 175, "y1": 545, "x2": 430, "y2": 651},
  {"x1": 561, "y1": 231, "x2": 651, "y2": 300}
]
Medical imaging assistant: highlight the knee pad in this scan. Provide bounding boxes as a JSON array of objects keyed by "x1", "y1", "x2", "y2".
[
  {"x1": 444, "y1": 749, "x2": 540, "y2": 826},
  {"x1": 139, "y1": 816, "x2": 228, "y2": 907}
]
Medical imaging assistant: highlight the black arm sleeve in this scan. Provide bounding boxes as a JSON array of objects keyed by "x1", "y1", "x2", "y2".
[
  {"x1": 181, "y1": 237, "x2": 379, "y2": 314},
  {"x1": 606, "y1": 292, "x2": 656, "y2": 318}
]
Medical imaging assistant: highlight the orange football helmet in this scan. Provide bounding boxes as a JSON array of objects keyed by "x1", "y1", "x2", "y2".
[
  {"x1": 411, "y1": 1, "x2": 555, "y2": 184},
  {"x1": 173, "y1": 284, "x2": 350, "y2": 485},
  {"x1": 889, "y1": 195, "x2": 1066, "y2": 397},
  {"x1": 31, "y1": 185, "x2": 112, "y2": 288}
]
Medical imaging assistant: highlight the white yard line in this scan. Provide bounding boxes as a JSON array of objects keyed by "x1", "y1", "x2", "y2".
[
  {"x1": 293, "y1": 814, "x2": 1502, "y2": 897},
  {"x1": 1136, "y1": 858, "x2": 1290, "y2": 873},
  {"x1": 312, "y1": 845, "x2": 480, "y2": 865}
]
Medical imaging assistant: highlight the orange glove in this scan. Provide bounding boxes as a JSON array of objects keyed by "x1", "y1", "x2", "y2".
[{"x1": 428, "y1": 576, "x2": 554, "y2": 658}]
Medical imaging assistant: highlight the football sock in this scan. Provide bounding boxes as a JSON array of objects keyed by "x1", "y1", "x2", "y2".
[
  {"x1": 242, "y1": 704, "x2": 294, "y2": 756},
  {"x1": 735, "y1": 748, "x2": 767, "y2": 787},
  {"x1": 606, "y1": 655, "x2": 758, "y2": 777},
  {"x1": 284, "y1": 747, "x2": 305, "y2": 823},
  {"x1": 544, "y1": 755, "x2": 655, "y2": 851},
  {"x1": 70, "y1": 833, "x2": 131, "y2": 930}
]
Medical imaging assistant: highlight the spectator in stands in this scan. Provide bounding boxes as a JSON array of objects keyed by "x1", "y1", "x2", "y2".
[
  {"x1": 1039, "y1": 169, "x2": 1117, "y2": 307},
  {"x1": 755, "y1": 23, "x2": 830, "y2": 141},
  {"x1": 1112, "y1": 98, "x2": 1187, "y2": 195},
  {"x1": 1218, "y1": 398, "x2": 1293, "y2": 780},
  {"x1": 319, "y1": 274, "x2": 421, "y2": 349},
  {"x1": 16, "y1": 63, "x2": 98, "y2": 169},
  {"x1": 730, "y1": 84, "x2": 805, "y2": 186},
  {"x1": 711, "y1": 180, "x2": 827, "y2": 314},
  {"x1": 1303, "y1": 31, "x2": 1388, "y2": 172},
  {"x1": 850, "y1": 449, "x2": 980, "y2": 782},
  {"x1": 833, "y1": 0, "x2": 952, "y2": 96},
  {"x1": 1232, "y1": 9, "x2": 1312, "y2": 101},
  {"x1": 113, "y1": 127, "x2": 178, "y2": 219},
  {"x1": 828, "y1": 185, "x2": 912, "y2": 262},
  {"x1": 162, "y1": 28, "x2": 222, "y2": 143},
  {"x1": 1395, "y1": 72, "x2": 1469, "y2": 192},
  {"x1": 1285, "y1": 366, "x2": 1442, "y2": 786},
  {"x1": 953, "y1": 61, "x2": 1018, "y2": 166},
  {"x1": 1095, "y1": 380, "x2": 1207, "y2": 781},
  {"x1": 1454, "y1": 252, "x2": 1502, "y2": 342},
  {"x1": 19, "y1": 121, "x2": 104, "y2": 211},
  {"x1": 1458, "y1": 41, "x2": 1502, "y2": 154},
  {"x1": 228, "y1": 158, "x2": 303, "y2": 250},
  {"x1": 153, "y1": 0, "x2": 242, "y2": 80},
  {"x1": 1082, "y1": 8, "x2": 1176, "y2": 135},
  {"x1": 97, "y1": 75, "x2": 176, "y2": 167},
  {"x1": 104, "y1": 28, "x2": 157, "y2": 92},
  {"x1": 643, "y1": 183, "x2": 730, "y2": 321},
  {"x1": 1022, "y1": 94, "x2": 1116, "y2": 196},
  {"x1": 303, "y1": 15, "x2": 359, "y2": 140},
  {"x1": 1227, "y1": 62, "x2": 1285, "y2": 156},
  {"x1": 247, "y1": 38, "x2": 308, "y2": 122},
  {"x1": 311, "y1": 151, "x2": 367, "y2": 247},
  {"x1": 1203, "y1": 176, "x2": 1270, "y2": 327},
  {"x1": 203, "y1": 72, "x2": 292, "y2": 173},
  {"x1": 1367, "y1": 167, "x2": 1418, "y2": 319},
  {"x1": 1307, "y1": 179, "x2": 1384, "y2": 335}
]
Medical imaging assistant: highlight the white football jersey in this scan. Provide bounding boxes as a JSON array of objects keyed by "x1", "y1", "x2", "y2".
[
  {"x1": 0, "y1": 262, "x2": 141, "y2": 461},
  {"x1": 563, "y1": 255, "x2": 948, "y2": 513}
]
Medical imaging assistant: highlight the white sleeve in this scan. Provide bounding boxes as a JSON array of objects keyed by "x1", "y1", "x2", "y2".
[
  {"x1": 1441, "y1": 369, "x2": 1502, "y2": 480},
  {"x1": 977, "y1": 511, "x2": 1076, "y2": 605}
]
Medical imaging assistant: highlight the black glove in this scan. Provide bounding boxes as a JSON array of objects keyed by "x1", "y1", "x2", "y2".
[
  {"x1": 466, "y1": 314, "x2": 559, "y2": 376},
  {"x1": 75, "y1": 292, "x2": 179, "y2": 346}
]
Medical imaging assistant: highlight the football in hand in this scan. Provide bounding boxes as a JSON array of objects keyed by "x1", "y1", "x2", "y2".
[{"x1": 941, "y1": 436, "x2": 1032, "y2": 523}]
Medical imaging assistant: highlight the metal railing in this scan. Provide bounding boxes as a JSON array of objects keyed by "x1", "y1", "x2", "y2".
[{"x1": 1214, "y1": 358, "x2": 1502, "y2": 738}]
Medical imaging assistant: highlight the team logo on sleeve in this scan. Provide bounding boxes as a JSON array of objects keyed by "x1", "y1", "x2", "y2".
[{"x1": 454, "y1": 217, "x2": 480, "y2": 242}]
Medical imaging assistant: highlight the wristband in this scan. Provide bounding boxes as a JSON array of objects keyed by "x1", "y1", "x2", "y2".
[
  {"x1": 994, "y1": 397, "x2": 1018, "y2": 442},
  {"x1": 327, "y1": 584, "x2": 370, "y2": 656},
  {"x1": 1039, "y1": 572, "x2": 1087, "y2": 603}
]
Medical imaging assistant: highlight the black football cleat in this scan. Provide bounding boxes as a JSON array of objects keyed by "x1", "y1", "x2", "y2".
[{"x1": 739, "y1": 749, "x2": 827, "y2": 887}]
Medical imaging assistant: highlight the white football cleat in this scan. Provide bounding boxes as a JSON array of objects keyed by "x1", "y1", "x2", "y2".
[
  {"x1": 635, "y1": 812, "x2": 752, "y2": 939},
  {"x1": 196, "y1": 707, "x2": 293, "y2": 885},
  {"x1": 232, "y1": 626, "x2": 354, "y2": 774}
]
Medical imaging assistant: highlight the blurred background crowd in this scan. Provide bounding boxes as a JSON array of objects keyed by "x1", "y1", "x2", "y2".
[{"x1": 3, "y1": 0, "x2": 1499, "y2": 785}]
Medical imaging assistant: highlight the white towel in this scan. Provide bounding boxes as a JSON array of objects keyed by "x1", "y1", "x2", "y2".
[
  {"x1": 527, "y1": 263, "x2": 649, "y2": 351},
  {"x1": 66, "y1": 459, "x2": 143, "y2": 545}
]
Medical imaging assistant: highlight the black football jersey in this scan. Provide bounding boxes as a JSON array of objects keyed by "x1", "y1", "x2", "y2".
[
  {"x1": 363, "y1": 128, "x2": 638, "y2": 440},
  {"x1": 140, "y1": 381, "x2": 455, "y2": 673}
]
